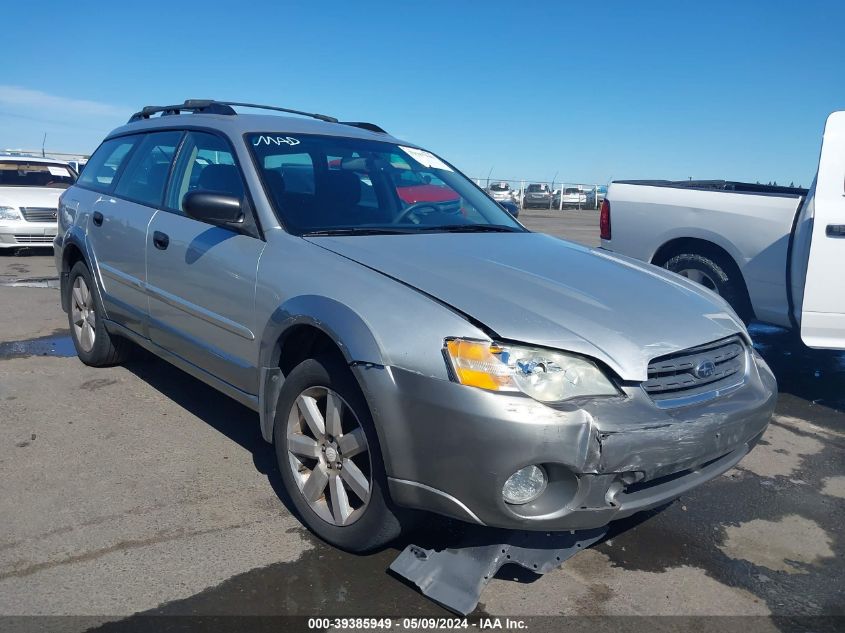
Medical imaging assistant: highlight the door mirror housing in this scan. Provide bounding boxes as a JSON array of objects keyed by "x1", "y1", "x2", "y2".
[{"x1": 183, "y1": 191, "x2": 244, "y2": 228}]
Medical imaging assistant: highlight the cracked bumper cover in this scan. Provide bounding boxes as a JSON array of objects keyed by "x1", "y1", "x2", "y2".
[{"x1": 354, "y1": 352, "x2": 776, "y2": 530}]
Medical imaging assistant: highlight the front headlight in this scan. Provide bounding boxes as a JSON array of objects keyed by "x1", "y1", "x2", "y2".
[
  {"x1": 0, "y1": 206, "x2": 21, "y2": 222},
  {"x1": 444, "y1": 338, "x2": 618, "y2": 403}
]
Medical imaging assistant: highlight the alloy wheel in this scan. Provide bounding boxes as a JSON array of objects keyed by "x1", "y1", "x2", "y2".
[
  {"x1": 286, "y1": 386, "x2": 372, "y2": 526},
  {"x1": 71, "y1": 276, "x2": 96, "y2": 352}
]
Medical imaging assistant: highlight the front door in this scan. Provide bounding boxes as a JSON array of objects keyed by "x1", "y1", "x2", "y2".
[
  {"x1": 145, "y1": 130, "x2": 265, "y2": 394},
  {"x1": 797, "y1": 112, "x2": 845, "y2": 349}
]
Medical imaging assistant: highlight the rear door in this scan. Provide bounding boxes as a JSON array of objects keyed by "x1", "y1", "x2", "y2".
[
  {"x1": 145, "y1": 130, "x2": 265, "y2": 394},
  {"x1": 797, "y1": 112, "x2": 845, "y2": 349},
  {"x1": 79, "y1": 132, "x2": 182, "y2": 334}
]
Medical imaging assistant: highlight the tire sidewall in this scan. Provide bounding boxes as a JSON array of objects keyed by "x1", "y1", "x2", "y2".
[
  {"x1": 273, "y1": 355, "x2": 401, "y2": 552},
  {"x1": 67, "y1": 261, "x2": 112, "y2": 365}
]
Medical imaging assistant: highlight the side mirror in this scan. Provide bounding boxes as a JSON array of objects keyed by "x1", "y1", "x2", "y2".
[
  {"x1": 499, "y1": 200, "x2": 519, "y2": 218},
  {"x1": 183, "y1": 191, "x2": 244, "y2": 228}
]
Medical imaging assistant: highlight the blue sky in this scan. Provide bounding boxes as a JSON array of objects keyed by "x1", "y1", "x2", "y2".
[{"x1": 2, "y1": 0, "x2": 843, "y2": 186}]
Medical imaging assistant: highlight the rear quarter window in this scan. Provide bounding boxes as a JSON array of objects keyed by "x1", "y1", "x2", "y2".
[{"x1": 78, "y1": 137, "x2": 139, "y2": 192}]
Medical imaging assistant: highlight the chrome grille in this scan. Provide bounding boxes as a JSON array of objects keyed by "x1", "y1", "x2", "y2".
[
  {"x1": 14, "y1": 235, "x2": 54, "y2": 243},
  {"x1": 20, "y1": 207, "x2": 58, "y2": 223},
  {"x1": 644, "y1": 336, "x2": 746, "y2": 406}
]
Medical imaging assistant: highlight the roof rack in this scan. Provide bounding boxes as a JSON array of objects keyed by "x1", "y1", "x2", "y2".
[
  {"x1": 126, "y1": 100, "x2": 388, "y2": 134},
  {"x1": 128, "y1": 99, "x2": 339, "y2": 125}
]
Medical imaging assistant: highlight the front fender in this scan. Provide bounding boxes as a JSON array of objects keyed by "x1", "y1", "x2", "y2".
[
  {"x1": 258, "y1": 294, "x2": 384, "y2": 369},
  {"x1": 256, "y1": 295, "x2": 385, "y2": 443}
]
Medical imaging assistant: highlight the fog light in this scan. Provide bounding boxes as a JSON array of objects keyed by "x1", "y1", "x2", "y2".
[{"x1": 502, "y1": 465, "x2": 547, "y2": 505}]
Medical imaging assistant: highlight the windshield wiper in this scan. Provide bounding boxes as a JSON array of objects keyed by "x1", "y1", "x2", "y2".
[
  {"x1": 301, "y1": 227, "x2": 415, "y2": 236},
  {"x1": 421, "y1": 224, "x2": 522, "y2": 233}
]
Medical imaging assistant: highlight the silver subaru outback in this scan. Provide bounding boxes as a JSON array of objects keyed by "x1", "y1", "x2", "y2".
[{"x1": 54, "y1": 100, "x2": 776, "y2": 552}]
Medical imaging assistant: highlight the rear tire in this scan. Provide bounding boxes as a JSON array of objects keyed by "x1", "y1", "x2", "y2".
[
  {"x1": 274, "y1": 354, "x2": 412, "y2": 552},
  {"x1": 664, "y1": 252, "x2": 753, "y2": 322},
  {"x1": 66, "y1": 261, "x2": 131, "y2": 366}
]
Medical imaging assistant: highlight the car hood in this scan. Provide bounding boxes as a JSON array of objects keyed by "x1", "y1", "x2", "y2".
[
  {"x1": 305, "y1": 232, "x2": 747, "y2": 381},
  {"x1": 0, "y1": 187, "x2": 63, "y2": 209}
]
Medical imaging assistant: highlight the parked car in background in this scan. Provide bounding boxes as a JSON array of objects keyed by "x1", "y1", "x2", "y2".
[
  {"x1": 0, "y1": 154, "x2": 76, "y2": 249},
  {"x1": 67, "y1": 160, "x2": 88, "y2": 174},
  {"x1": 585, "y1": 185, "x2": 607, "y2": 209},
  {"x1": 601, "y1": 111, "x2": 845, "y2": 350},
  {"x1": 498, "y1": 199, "x2": 520, "y2": 218},
  {"x1": 54, "y1": 99, "x2": 775, "y2": 556},
  {"x1": 487, "y1": 181, "x2": 515, "y2": 204},
  {"x1": 556, "y1": 187, "x2": 587, "y2": 207},
  {"x1": 522, "y1": 183, "x2": 553, "y2": 208}
]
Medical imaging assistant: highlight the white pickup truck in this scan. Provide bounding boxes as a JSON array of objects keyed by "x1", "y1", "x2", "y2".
[{"x1": 601, "y1": 111, "x2": 845, "y2": 349}]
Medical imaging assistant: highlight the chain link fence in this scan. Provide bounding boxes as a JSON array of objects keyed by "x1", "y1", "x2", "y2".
[{"x1": 472, "y1": 177, "x2": 607, "y2": 211}]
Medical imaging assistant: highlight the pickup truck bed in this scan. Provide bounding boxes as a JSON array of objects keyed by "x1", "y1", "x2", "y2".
[
  {"x1": 602, "y1": 180, "x2": 807, "y2": 327},
  {"x1": 600, "y1": 111, "x2": 845, "y2": 350}
]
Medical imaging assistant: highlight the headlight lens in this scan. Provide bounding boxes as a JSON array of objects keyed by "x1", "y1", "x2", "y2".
[
  {"x1": 0, "y1": 206, "x2": 21, "y2": 222},
  {"x1": 445, "y1": 338, "x2": 618, "y2": 402}
]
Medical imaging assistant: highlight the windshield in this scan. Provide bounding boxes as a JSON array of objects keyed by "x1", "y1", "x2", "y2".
[
  {"x1": 0, "y1": 161, "x2": 76, "y2": 188},
  {"x1": 489, "y1": 182, "x2": 509, "y2": 191},
  {"x1": 248, "y1": 133, "x2": 524, "y2": 235},
  {"x1": 527, "y1": 184, "x2": 547, "y2": 192}
]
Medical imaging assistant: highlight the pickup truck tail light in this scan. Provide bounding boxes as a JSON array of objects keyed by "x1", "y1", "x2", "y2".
[{"x1": 600, "y1": 199, "x2": 611, "y2": 240}]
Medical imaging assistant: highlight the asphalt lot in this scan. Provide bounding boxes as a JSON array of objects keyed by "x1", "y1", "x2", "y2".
[{"x1": 0, "y1": 208, "x2": 842, "y2": 632}]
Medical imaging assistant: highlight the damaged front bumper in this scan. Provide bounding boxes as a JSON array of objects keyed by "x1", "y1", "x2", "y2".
[{"x1": 354, "y1": 351, "x2": 776, "y2": 530}]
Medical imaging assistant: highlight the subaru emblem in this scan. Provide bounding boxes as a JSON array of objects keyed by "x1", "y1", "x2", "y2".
[{"x1": 694, "y1": 359, "x2": 716, "y2": 379}]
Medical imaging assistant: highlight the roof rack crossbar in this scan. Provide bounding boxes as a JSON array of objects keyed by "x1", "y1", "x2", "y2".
[{"x1": 128, "y1": 100, "x2": 237, "y2": 122}]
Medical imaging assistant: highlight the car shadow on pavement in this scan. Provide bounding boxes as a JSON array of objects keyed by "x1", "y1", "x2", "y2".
[{"x1": 122, "y1": 350, "x2": 300, "y2": 519}]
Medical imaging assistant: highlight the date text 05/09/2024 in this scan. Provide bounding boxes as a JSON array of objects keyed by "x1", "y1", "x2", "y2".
[{"x1": 306, "y1": 617, "x2": 528, "y2": 630}]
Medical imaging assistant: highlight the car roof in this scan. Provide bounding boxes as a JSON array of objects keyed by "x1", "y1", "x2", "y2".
[
  {"x1": 106, "y1": 113, "x2": 415, "y2": 148},
  {"x1": 0, "y1": 153, "x2": 71, "y2": 165}
]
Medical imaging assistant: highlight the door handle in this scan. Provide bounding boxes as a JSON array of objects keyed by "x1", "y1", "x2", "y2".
[
  {"x1": 153, "y1": 231, "x2": 170, "y2": 250},
  {"x1": 92, "y1": 211, "x2": 104, "y2": 227},
  {"x1": 826, "y1": 224, "x2": 845, "y2": 238}
]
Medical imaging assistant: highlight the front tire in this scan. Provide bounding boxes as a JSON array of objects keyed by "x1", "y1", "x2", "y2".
[
  {"x1": 274, "y1": 355, "x2": 409, "y2": 552},
  {"x1": 66, "y1": 261, "x2": 131, "y2": 366}
]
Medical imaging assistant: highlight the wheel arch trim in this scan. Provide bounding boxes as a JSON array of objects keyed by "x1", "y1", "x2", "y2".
[
  {"x1": 59, "y1": 230, "x2": 107, "y2": 316},
  {"x1": 257, "y1": 295, "x2": 386, "y2": 442}
]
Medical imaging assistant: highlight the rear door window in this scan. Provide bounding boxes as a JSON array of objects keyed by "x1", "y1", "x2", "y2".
[
  {"x1": 77, "y1": 137, "x2": 139, "y2": 192},
  {"x1": 113, "y1": 131, "x2": 183, "y2": 207}
]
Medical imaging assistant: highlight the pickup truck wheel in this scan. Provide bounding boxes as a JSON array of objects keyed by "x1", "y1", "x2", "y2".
[
  {"x1": 66, "y1": 261, "x2": 131, "y2": 366},
  {"x1": 664, "y1": 253, "x2": 753, "y2": 321},
  {"x1": 274, "y1": 355, "x2": 410, "y2": 552}
]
